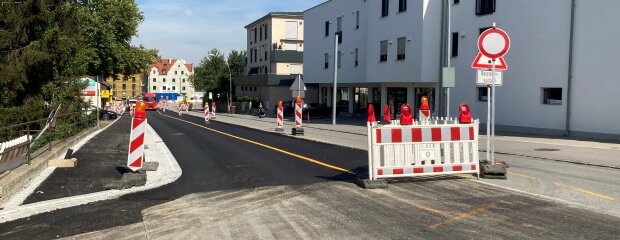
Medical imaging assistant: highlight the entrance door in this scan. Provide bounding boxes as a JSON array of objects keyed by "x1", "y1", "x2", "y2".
[{"x1": 387, "y1": 87, "x2": 408, "y2": 119}]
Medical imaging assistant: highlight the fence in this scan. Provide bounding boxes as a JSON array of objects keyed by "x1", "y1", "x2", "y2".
[
  {"x1": 367, "y1": 118, "x2": 480, "y2": 180},
  {"x1": 0, "y1": 109, "x2": 98, "y2": 174}
]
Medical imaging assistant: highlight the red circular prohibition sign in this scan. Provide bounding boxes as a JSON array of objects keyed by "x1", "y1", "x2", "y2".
[{"x1": 478, "y1": 28, "x2": 510, "y2": 59}]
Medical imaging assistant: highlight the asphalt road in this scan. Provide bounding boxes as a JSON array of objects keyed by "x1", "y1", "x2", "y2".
[{"x1": 1, "y1": 111, "x2": 620, "y2": 239}]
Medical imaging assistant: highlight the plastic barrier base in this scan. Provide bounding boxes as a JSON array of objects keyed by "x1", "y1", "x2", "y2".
[
  {"x1": 292, "y1": 127, "x2": 304, "y2": 135},
  {"x1": 356, "y1": 178, "x2": 388, "y2": 189},
  {"x1": 275, "y1": 128, "x2": 284, "y2": 132},
  {"x1": 479, "y1": 160, "x2": 507, "y2": 179}
]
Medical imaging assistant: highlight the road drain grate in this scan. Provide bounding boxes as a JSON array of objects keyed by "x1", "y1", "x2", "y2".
[{"x1": 534, "y1": 148, "x2": 560, "y2": 152}]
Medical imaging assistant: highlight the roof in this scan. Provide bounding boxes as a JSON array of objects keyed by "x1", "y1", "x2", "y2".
[
  {"x1": 245, "y1": 12, "x2": 303, "y2": 29},
  {"x1": 150, "y1": 59, "x2": 193, "y2": 75}
]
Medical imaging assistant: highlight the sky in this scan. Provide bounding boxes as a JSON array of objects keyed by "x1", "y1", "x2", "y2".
[{"x1": 132, "y1": 0, "x2": 325, "y2": 65}]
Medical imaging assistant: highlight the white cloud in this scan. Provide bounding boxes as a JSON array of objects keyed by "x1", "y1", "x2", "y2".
[{"x1": 133, "y1": 0, "x2": 324, "y2": 64}]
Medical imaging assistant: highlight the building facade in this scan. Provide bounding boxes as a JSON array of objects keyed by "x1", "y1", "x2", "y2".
[
  {"x1": 236, "y1": 12, "x2": 317, "y2": 109},
  {"x1": 105, "y1": 73, "x2": 146, "y2": 100},
  {"x1": 147, "y1": 59, "x2": 195, "y2": 100},
  {"x1": 304, "y1": 0, "x2": 443, "y2": 117},
  {"x1": 304, "y1": 0, "x2": 620, "y2": 140}
]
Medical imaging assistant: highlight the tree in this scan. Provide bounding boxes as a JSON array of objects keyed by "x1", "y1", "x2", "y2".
[
  {"x1": 191, "y1": 49, "x2": 228, "y2": 97},
  {"x1": 0, "y1": 0, "x2": 157, "y2": 113},
  {"x1": 227, "y1": 50, "x2": 246, "y2": 97}
]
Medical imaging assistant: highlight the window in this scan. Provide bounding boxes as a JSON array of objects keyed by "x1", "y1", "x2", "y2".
[
  {"x1": 183, "y1": 79, "x2": 186, "y2": 83},
  {"x1": 285, "y1": 21, "x2": 298, "y2": 39},
  {"x1": 259, "y1": 26, "x2": 263, "y2": 41},
  {"x1": 325, "y1": 21, "x2": 330, "y2": 36},
  {"x1": 479, "y1": 26, "x2": 492, "y2": 35},
  {"x1": 265, "y1": 24, "x2": 268, "y2": 39},
  {"x1": 172, "y1": 86, "x2": 175, "y2": 90},
  {"x1": 254, "y1": 87, "x2": 257, "y2": 91},
  {"x1": 399, "y1": 0, "x2": 407, "y2": 12},
  {"x1": 153, "y1": 70, "x2": 156, "y2": 74},
  {"x1": 181, "y1": 71, "x2": 184, "y2": 75},
  {"x1": 162, "y1": 69, "x2": 167, "y2": 74},
  {"x1": 337, "y1": 51, "x2": 342, "y2": 68},
  {"x1": 132, "y1": 91, "x2": 135, "y2": 96},
  {"x1": 451, "y1": 32, "x2": 459, "y2": 57},
  {"x1": 355, "y1": 11, "x2": 360, "y2": 29},
  {"x1": 249, "y1": 49, "x2": 253, "y2": 63},
  {"x1": 173, "y1": 78, "x2": 176, "y2": 82},
  {"x1": 476, "y1": 0, "x2": 495, "y2": 16},
  {"x1": 163, "y1": 86, "x2": 167, "y2": 90},
  {"x1": 122, "y1": 84, "x2": 126, "y2": 90},
  {"x1": 454, "y1": 0, "x2": 460, "y2": 4},
  {"x1": 264, "y1": 51, "x2": 267, "y2": 61},
  {"x1": 478, "y1": 87, "x2": 489, "y2": 101},
  {"x1": 183, "y1": 86, "x2": 186, "y2": 91},
  {"x1": 380, "y1": 40, "x2": 388, "y2": 62},
  {"x1": 336, "y1": 17, "x2": 343, "y2": 44},
  {"x1": 254, "y1": 49, "x2": 257, "y2": 62},
  {"x1": 152, "y1": 78, "x2": 156, "y2": 82},
  {"x1": 542, "y1": 88, "x2": 563, "y2": 105},
  {"x1": 354, "y1": 48, "x2": 359, "y2": 66},
  {"x1": 324, "y1": 53, "x2": 329, "y2": 69},
  {"x1": 254, "y1": 27, "x2": 257, "y2": 42},
  {"x1": 153, "y1": 86, "x2": 156, "y2": 90},
  {"x1": 397, "y1": 37, "x2": 406, "y2": 60},
  {"x1": 163, "y1": 78, "x2": 166, "y2": 82},
  {"x1": 175, "y1": 71, "x2": 177, "y2": 75},
  {"x1": 132, "y1": 77, "x2": 136, "y2": 82},
  {"x1": 381, "y1": 0, "x2": 389, "y2": 17}
]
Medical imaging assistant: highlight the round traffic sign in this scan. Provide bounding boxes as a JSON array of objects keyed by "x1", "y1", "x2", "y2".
[{"x1": 478, "y1": 28, "x2": 510, "y2": 59}]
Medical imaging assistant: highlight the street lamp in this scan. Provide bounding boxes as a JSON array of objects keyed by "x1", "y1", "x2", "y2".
[{"x1": 209, "y1": 53, "x2": 232, "y2": 113}]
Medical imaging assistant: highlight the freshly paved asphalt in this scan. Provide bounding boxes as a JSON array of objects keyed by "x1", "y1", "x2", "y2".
[
  {"x1": 24, "y1": 117, "x2": 132, "y2": 204},
  {"x1": 1, "y1": 111, "x2": 620, "y2": 239},
  {"x1": 0, "y1": 111, "x2": 365, "y2": 239}
]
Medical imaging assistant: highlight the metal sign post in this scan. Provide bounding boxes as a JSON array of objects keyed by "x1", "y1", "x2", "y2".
[{"x1": 473, "y1": 23, "x2": 510, "y2": 165}]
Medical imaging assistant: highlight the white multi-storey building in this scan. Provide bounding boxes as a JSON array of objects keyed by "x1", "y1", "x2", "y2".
[
  {"x1": 304, "y1": 0, "x2": 620, "y2": 140},
  {"x1": 148, "y1": 59, "x2": 195, "y2": 100}
]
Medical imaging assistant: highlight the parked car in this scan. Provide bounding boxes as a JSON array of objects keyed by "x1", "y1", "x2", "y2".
[
  {"x1": 273, "y1": 101, "x2": 294, "y2": 117},
  {"x1": 302, "y1": 103, "x2": 330, "y2": 118},
  {"x1": 99, "y1": 109, "x2": 118, "y2": 120}
]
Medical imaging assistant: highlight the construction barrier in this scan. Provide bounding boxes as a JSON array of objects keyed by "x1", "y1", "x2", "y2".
[
  {"x1": 204, "y1": 103, "x2": 210, "y2": 122},
  {"x1": 127, "y1": 101, "x2": 146, "y2": 171},
  {"x1": 276, "y1": 101, "x2": 284, "y2": 132},
  {"x1": 367, "y1": 104, "x2": 480, "y2": 181},
  {"x1": 211, "y1": 102, "x2": 217, "y2": 119},
  {"x1": 295, "y1": 97, "x2": 302, "y2": 128},
  {"x1": 0, "y1": 135, "x2": 31, "y2": 173}
]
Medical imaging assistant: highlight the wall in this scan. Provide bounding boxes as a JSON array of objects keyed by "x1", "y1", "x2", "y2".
[
  {"x1": 570, "y1": 0, "x2": 620, "y2": 137},
  {"x1": 449, "y1": 0, "x2": 571, "y2": 132}
]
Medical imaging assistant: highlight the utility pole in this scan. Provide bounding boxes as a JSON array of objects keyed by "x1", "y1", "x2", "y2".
[{"x1": 332, "y1": 32, "x2": 339, "y2": 125}]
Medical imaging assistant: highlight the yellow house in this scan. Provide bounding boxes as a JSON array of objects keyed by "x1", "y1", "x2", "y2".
[{"x1": 105, "y1": 73, "x2": 146, "y2": 100}]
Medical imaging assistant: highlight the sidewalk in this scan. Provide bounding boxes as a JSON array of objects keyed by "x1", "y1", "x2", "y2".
[{"x1": 184, "y1": 109, "x2": 620, "y2": 168}]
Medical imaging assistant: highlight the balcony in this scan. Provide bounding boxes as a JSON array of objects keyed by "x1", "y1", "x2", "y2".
[{"x1": 270, "y1": 50, "x2": 303, "y2": 63}]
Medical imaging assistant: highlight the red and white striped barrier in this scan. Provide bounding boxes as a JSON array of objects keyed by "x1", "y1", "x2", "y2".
[
  {"x1": 367, "y1": 104, "x2": 480, "y2": 180},
  {"x1": 204, "y1": 104, "x2": 210, "y2": 122},
  {"x1": 295, "y1": 97, "x2": 302, "y2": 128},
  {"x1": 211, "y1": 102, "x2": 216, "y2": 119},
  {"x1": 276, "y1": 101, "x2": 284, "y2": 131},
  {"x1": 127, "y1": 101, "x2": 147, "y2": 171}
]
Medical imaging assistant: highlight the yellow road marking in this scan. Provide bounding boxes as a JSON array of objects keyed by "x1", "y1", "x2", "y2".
[
  {"x1": 158, "y1": 112, "x2": 355, "y2": 174},
  {"x1": 552, "y1": 182, "x2": 615, "y2": 201},
  {"x1": 428, "y1": 202, "x2": 499, "y2": 230},
  {"x1": 508, "y1": 172, "x2": 537, "y2": 180}
]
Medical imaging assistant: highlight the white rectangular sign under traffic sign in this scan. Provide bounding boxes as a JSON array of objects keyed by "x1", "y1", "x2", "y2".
[{"x1": 476, "y1": 70, "x2": 503, "y2": 86}]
